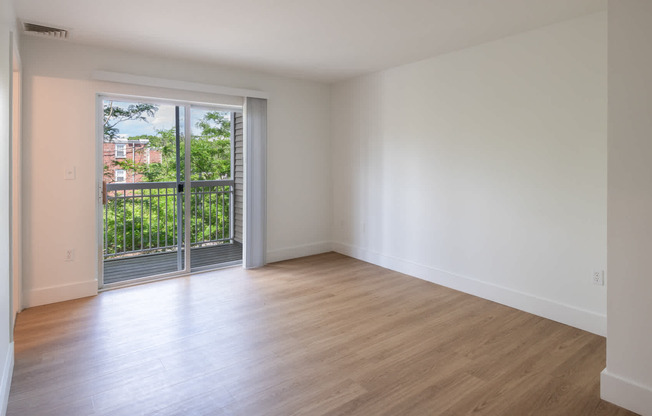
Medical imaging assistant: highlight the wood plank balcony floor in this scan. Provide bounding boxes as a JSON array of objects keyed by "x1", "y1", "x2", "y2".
[{"x1": 103, "y1": 242, "x2": 242, "y2": 284}]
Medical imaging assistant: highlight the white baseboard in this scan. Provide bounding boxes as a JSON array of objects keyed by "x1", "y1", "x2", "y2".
[
  {"x1": 23, "y1": 280, "x2": 98, "y2": 308},
  {"x1": 266, "y1": 241, "x2": 333, "y2": 263},
  {"x1": 1, "y1": 342, "x2": 14, "y2": 416},
  {"x1": 332, "y1": 242, "x2": 606, "y2": 336},
  {"x1": 602, "y1": 369, "x2": 652, "y2": 415}
]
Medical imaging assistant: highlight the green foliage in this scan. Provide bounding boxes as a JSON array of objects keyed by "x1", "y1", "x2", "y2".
[
  {"x1": 104, "y1": 191, "x2": 178, "y2": 254},
  {"x1": 115, "y1": 111, "x2": 232, "y2": 182},
  {"x1": 112, "y1": 158, "x2": 147, "y2": 176},
  {"x1": 103, "y1": 107, "x2": 235, "y2": 257},
  {"x1": 196, "y1": 111, "x2": 231, "y2": 138},
  {"x1": 104, "y1": 189, "x2": 231, "y2": 255}
]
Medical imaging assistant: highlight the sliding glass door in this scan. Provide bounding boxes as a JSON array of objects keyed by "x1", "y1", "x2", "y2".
[
  {"x1": 188, "y1": 107, "x2": 241, "y2": 271},
  {"x1": 100, "y1": 98, "x2": 242, "y2": 287}
]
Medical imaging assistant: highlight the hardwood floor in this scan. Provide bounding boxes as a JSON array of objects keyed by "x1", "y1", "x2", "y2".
[{"x1": 8, "y1": 253, "x2": 635, "y2": 415}]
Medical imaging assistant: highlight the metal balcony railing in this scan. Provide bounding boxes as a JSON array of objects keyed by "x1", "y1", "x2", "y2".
[{"x1": 103, "y1": 180, "x2": 233, "y2": 258}]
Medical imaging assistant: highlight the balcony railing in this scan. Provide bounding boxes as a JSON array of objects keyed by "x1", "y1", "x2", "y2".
[{"x1": 103, "y1": 180, "x2": 233, "y2": 258}]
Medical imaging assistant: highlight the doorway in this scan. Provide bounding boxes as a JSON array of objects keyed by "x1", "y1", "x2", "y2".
[{"x1": 99, "y1": 96, "x2": 243, "y2": 287}]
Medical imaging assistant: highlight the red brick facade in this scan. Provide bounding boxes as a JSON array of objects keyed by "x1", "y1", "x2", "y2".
[{"x1": 103, "y1": 141, "x2": 162, "y2": 183}]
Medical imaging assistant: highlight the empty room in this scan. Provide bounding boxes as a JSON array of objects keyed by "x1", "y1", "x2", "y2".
[{"x1": 0, "y1": 0, "x2": 651, "y2": 415}]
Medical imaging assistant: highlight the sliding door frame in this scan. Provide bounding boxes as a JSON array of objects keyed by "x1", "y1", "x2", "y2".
[
  {"x1": 96, "y1": 93, "x2": 243, "y2": 290},
  {"x1": 9, "y1": 31, "x2": 22, "y2": 335}
]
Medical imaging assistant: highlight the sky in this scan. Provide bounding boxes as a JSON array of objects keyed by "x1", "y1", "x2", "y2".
[{"x1": 105, "y1": 100, "x2": 229, "y2": 138}]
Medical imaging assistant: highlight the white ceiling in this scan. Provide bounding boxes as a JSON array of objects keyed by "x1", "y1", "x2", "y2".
[{"x1": 14, "y1": 0, "x2": 606, "y2": 83}]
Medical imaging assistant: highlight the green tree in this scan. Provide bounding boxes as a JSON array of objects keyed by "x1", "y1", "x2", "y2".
[
  {"x1": 116, "y1": 111, "x2": 232, "y2": 182},
  {"x1": 104, "y1": 110, "x2": 234, "y2": 256},
  {"x1": 196, "y1": 111, "x2": 230, "y2": 138},
  {"x1": 193, "y1": 111, "x2": 231, "y2": 180}
]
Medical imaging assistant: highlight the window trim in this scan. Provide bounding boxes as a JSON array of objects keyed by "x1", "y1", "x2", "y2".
[
  {"x1": 115, "y1": 169, "x2": 126, "y2": 183},
  {"x1": 115, "y1": 143, "x2": 126, "y2": 158}
]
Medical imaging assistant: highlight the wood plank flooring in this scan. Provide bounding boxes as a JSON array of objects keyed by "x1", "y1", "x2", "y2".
[{"x1": 8, "y1": 253, "x2": 635, "y2": 415}]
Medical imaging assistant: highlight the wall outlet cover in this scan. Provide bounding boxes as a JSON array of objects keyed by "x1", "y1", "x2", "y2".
[{"x1": 592, "y1": 270, "x2": 604, "y2": 286}]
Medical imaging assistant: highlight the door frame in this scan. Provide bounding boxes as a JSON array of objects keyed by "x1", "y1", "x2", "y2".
[
  {"x1": 95, "y1": 93, "x2": 243, "y2": 289},
  {"x1": 9, "y1": 30, "x2": 22, "y2": 333}
]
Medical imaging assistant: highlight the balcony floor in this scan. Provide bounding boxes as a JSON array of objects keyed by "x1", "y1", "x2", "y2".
[{"x1": 103, "y1": 241, "x2": 242, "y2": 285}]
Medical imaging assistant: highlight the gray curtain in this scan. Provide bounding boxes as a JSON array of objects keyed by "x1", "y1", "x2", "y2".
[{"x1": 243, "y1": 97, "x2": 267, "y2": 268}]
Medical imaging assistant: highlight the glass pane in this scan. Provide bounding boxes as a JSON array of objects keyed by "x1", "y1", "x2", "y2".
[
  {"x1": 189, "y1": 107, "x2": 242, "y2": 270},
  {"x1": 102, "y1": 99, "x2": 184, "y2": 283}
]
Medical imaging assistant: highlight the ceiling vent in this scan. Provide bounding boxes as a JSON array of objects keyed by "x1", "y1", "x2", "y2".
[{"x1": 22, "y1": 22, "x2": 69, "y2": 40}]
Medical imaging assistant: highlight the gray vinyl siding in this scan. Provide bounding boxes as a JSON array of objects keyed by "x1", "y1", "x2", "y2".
[{"x1": 234, "y1": 112, "x2": 244, "y2": 243}]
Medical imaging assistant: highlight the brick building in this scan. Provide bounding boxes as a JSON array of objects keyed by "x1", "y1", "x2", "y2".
[{"x1": 103, "y1": 138, "x2": 162, "y2": 183}]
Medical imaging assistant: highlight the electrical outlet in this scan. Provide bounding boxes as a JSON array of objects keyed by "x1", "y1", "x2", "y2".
[
  {"x1": 592, "y1": 270, "x2": 604, "y2": 286},
  {"x1": 65, "y1": 249, "x2": 74, "y2": 262}
]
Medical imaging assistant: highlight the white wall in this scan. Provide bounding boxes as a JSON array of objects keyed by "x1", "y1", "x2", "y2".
[
  {"x1": 20, "y1": 36, "x2": 332, "y2": 307},
  {"x1": 601, "y1": 1, "x2": 652, "y2": 414},
  {"x1": 331, "y1": 12, "x2": 608, "y2": 335},
  {"x1": 0, "y1": 3, "x2": 16, "y2": 414}
]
